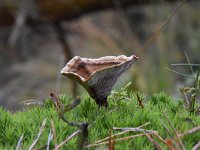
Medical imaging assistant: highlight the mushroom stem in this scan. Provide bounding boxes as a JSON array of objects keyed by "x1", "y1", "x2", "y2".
[{"x1": 95, "y1": 97, "x2": 108, "y2": 108}]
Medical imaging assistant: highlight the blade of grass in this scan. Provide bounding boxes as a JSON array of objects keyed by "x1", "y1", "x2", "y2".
[
  {"x1": 165, "y1": 67, "x2": 195, "y2": 79},
  {"x1": 184, "y1": 51, "x2": 194, "y2": 76},
  {"x1": 171, "y1": 64, "x2": 200, "y2": 67}
]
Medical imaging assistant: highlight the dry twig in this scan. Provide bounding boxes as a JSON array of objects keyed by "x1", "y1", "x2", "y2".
[
  {"x1": 28, "y1": 119, "x2": 46, "y2": 150},
  {"x1": 113, "y1": 127, "x2": 156, "y2": 133},
  {"x1": 93, "y1": 122, "x2": 151, "y2": 145},
  {"x1": 108, "y1": 130, "x2": 115, "y2": 150},
  {"x1": 51, "y1": 120, "x2": 58, "y2": 149},
  {"x1": 179, "y1": 126, "x2": 200, "y2": 138},
  {"x1": 16, "y1": 135, "x2": 23, "y2": 150},
  {"x1": 136, "y1": 94, "x2": 144, "y2": 109},
  {"x1": 54, "y1": 119, "x2": 100, "y2": 149},
  {"x1": 50, "y1": 92, "x2": 88, "y2": 149},
  {"x1": 153, "y1": 132, "x2": 175, "y2": 150},
  {"x1": 56, "y1": 130, "x2": 80, "y2": 149},
  {"x1": 160, "y1": 119, "x2": 177, "y2": 147},
  {"x1": 46, "y1": 131, "x2": 53, "y2": 150},
  {"x1": 85, "y1": 133, "x2": 153, "y2": 148},
  {"x1": 192, "y1": 141, "x2": 200, "y2": 150},
  {"x1": 145, "y1": 133, "x2": 162, "y2": 150},
  {"x1": 163, "y1": 112, "x2": 185, "y2": 150}
]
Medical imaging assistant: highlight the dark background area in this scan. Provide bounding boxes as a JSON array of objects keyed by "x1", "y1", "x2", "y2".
[{"x1": 0, "y1": 0, "x2": 199, "y2": 111}]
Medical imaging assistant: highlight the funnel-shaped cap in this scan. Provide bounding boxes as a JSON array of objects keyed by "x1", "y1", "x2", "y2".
[{"x1": 61, "y1": 55, "x2": 138, "y2": 107}]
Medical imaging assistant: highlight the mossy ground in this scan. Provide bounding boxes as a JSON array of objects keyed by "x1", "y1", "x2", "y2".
[{"x1": 0, "y1": 90, "x2": 199, "y2": 150}]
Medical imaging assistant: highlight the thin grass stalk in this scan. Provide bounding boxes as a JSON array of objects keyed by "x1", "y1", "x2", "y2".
[
  {"x1": 184, "y1": 51, "x2": 194, "y2": 76},
  {"x1": 136, "y1": 0, "x2": 185, "y2": 56},
  {"x1": 171, "y1": 64, "x2": 200, "y2": 66},
  {"x1": 165, "y1": 67, "x2": 194, "y2": 79}
]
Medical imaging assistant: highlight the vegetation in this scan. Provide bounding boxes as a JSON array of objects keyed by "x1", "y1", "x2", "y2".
[
  {"x1": 166, "y1": 52, "x2": 200, "y2": 115},
  {"x1": 0, "y1": 84, "x2": 199, "y2": 149}
]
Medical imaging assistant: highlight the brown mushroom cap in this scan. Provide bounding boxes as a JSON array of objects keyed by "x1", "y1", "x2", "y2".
[{"x1": 61, "y1": 55, "x2": 138, "y2": 107}]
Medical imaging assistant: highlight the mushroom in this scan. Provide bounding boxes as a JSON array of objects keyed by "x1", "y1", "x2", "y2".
[{"x1": 61, "y1": 55, "x2": 138, "y2": 107}]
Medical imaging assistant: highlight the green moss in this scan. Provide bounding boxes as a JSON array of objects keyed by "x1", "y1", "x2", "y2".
[{"x1": 0, "y1": 90, "x2": 199, "y2": 149}]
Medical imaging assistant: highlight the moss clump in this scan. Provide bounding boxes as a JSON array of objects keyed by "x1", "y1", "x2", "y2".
[{"x1": 0, "y1": 91, "x2": 199, "y2": 149}]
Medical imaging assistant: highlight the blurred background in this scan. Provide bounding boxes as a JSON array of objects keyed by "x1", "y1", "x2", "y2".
[{"x1": 0, "y1": 0, "x2": 199, "y2": 111}]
